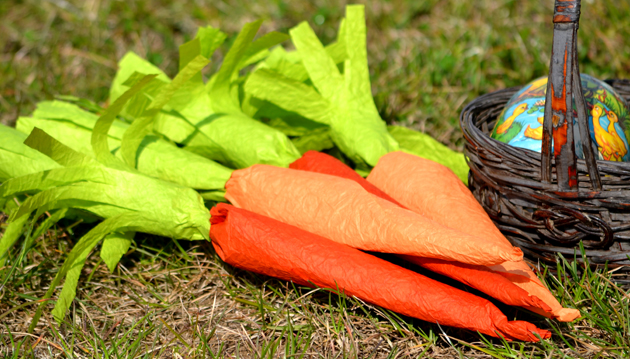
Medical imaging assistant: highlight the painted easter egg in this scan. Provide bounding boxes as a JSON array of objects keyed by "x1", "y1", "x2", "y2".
[{"x1": 491, "y1": 74, "x2": 630, "y2": 162}]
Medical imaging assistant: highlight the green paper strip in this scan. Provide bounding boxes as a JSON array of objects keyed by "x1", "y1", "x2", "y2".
[
  {"x1": 110, "y1": 52, "x2": 170, "y2": 105},
  {"x1": 8, "y1": 130, "x2": 210, "y2": 240},
  {"x1": 208, "y1": 20, "x2": 263, "y2": 115},
  {"x1": 246, "y1": 6, "x2": 399, "y2": 167},
  {"x1": 245, "y1": 69, "x2": 332, "y2": 124},
  {"x1": 388, "y1": 126, "x2": 469, "y2": 184},
  {"x1": 0, "y1": 213, "x2": 29, "y2": 262},
  {"x1": 24, "y1": 128, "x2": 98, "y2": 168},
  {"x1": 0, "y1": 124, "x2": 60, "y2": 182},
  {"x1": 239, "y1": 31, "x2": 289, "y2": 70},
  {"x1": 344, "y1": 6, "x2": 376, "y2": 110},
  {"x1": 93, "y1": 74, "x2": 157, "y2": 169},
  {"x1": 18, "y1": 113, "x2": 232, "y2": 193},
  {"x1": 197, "y1": 26, "x2": 227, "y2": 59},
  {"x1": 121, "y1": 55, "x2": 210, "y2": 167},
  {"x1": 289, "y1": 22, "x2": 344, "y2": 100},
  {"x1": 101, "y1": 231, "x2": 134, "y2": 272}
]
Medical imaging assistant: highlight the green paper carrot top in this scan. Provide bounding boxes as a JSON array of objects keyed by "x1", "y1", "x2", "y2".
[
  {"x1": 0, "y1": 129, "x2": 210, "y2": 325},
  {"x1": 110, "y1": 21, "x2": 301, "y2": 169},
  {"x1": 245, "y1": 5, "x2": 399, "y2": 169}
]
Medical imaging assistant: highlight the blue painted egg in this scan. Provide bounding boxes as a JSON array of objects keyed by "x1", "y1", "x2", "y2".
[{"x1": 491, "y1": 74, "x2": 630, "y2": 162}]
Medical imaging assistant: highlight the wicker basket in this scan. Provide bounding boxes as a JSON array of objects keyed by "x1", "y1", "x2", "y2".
[{"x1": 460, "y1": 0, "x2": 630, "y2": 273}]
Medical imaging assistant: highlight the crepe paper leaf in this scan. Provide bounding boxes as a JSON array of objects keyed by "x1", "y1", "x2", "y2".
[
  {"x1": 121, "y1": 55, "x2": 210, "y2": 168},
  {"x1": 225, "y1": 165, "x2": 523, "y2": 265},
  {"x1": 245, "y1": 7, "x2": 398, "y2": 167},
  {"x1": 110, "y1": 52, "x2": 171, "y2": 105},
  {"x1": 106, "y1": 24, "x2": 300, "y2": 169},
  {"x1": 290, "y1": 23, "x2": 343, "y2": 99},
  {"x1": 121, "y1": 73, "x2": 171, "y2": 119},
  {"x1": 17, "y1": 117, "x2": 124, "y2": 161},
  {"x1": 366, "y1": 151, "x2": 580, "y2": 322},
  {"x1": 110, "y1": 53, "x2": 192, "y2": 137},
  {"x1": 343, "y1": 6, "x2": 375, "y2": 109},
  {"x1": 92, "y1": 74, "x2": 158, "y2": 169},
  {"x1": 8, "y1": 177, "x2": 209, "y2": 242},
  {"x1": 256, "y1": 41, "x2": 346, "y2": 84},
  {"x1": 18, "y1": 113, "x2": 232, "y2": 193},
  {"x1": 24, "y1": 128, "x2": 98, "y2": 168},
  {"x1": 0, "y1": 167, "x2": 107, "y2": 201},
  {"x1": 210, "y1": 204, "x2": 550, "y2": 342},
  {"x1": 33, "y1": 101, "x2": 128, "y2": 139},
  {"x1": 245, "y1": 69, "x2": 333, "y2": 124},
  {"x1": 0, "y1": 214, "x2": 29, "y2": 261},
  {"x1": 179, "y1": 38, "x2": 204, "y2": 78},
  {"x1": 256, "y1": 47, "x2": 308, "y2": 82},
  {"x1": 51, "y1": 234, "x2": 93, "y2": 322},
  {"x1": 0, "y1": 124, "x2": 60, "y2": 182},
  {"x1": 199, "y1": 190, "x2": 227, "y2": 202},
  {"x1": 208, "y1": 20, "x2": 263, "y2": 115},
  {"x1": 286, "y1": 150, "x2": 558, "y2": 315},
  {"x1": 291, "y1": 128, "x2": 335, "y2": 154},
  {"x1": 33, "y1": 101, "x2": 99, "y2": 131},
  {"x1": 238, "y1": 31, "x2": 290, "y2": 70},
  {"x1": 387, "y1": 126, "x2": 469, "y2": 184},
  {"x1": 196, "y1": 26, "x2": 227, "y2": 59},
  {"x1": 54, "y1": 95, "x2": 105, "y2": 114},
  {"x1": 4, "y1": 131, "x2": 210, "y2": 241},
  {"x1": 184, "y1": 113, "x2": 301, "y2": 168},
  {"x1": 100, "y1": 231, "x2": 134, "y2": 272},
  {"x1": 260, "y1": 112, "x2": 329, "y2": 137}
]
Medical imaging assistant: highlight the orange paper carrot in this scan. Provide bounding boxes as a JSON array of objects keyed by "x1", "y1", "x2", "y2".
[
  {"x1": 289, "y1": 150, "x2": 405, "y2": 207},
  {"x1": 210, "y1": 203, "x2": 551, "y2": 342},
  {"x1": 400, "y1": 256, "x2": 551, "y2": 311},
  {"x1": 367, "y1": 151, "x2": 580, "y2": 322},
  {"x1": 225, "y1": 165, "x2": 523, "y2": 266},
  {"x1": 287, "y1": 151, "x2": 552, "y2": 312}
]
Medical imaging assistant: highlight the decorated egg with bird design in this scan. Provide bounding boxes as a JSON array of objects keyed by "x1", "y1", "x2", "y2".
[{"x1": 491, "y1": 74, "x2": 630, "y2": 162}]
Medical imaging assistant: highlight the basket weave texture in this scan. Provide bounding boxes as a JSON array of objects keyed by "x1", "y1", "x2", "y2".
[{"x1": 461, "y1": 79, "x2": 630, "y2": 269}]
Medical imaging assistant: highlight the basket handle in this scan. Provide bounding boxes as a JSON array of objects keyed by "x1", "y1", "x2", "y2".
[{"x1": 541, "y1": 0, "x2": 602, "y2": 191}]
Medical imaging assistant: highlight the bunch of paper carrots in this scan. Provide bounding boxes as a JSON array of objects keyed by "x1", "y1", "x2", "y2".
[{"x1": 0, "y1": 5, "x2": 579, "y2": 341}]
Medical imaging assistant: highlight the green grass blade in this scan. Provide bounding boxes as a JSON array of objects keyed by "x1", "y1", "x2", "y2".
[{"x1": 29, "y1": 213, "x2": 164, "y2": 331}]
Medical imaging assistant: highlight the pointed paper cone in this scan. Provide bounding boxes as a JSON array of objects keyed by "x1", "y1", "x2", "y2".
[
  {"x1": 367, "y1": 151, "x2": 580, "y2": 322},
  {"x1": 489, "y1": 261, "x2": 580, "y2": 322},
  {"x1": 289, "y1": 150, "x2": 405, "y2": 207},
  {"x1": 400, "y1": 256, "x2": 551, "y2": 311},
  {"x1": 288, "y1": 151, "x2": 552, "y2": 313},
  {"x1": 210, "y1": 204, "x2": 551, "y2": 342},
  {"x1": 367, "y1": 151, "x2": 505, "y2": 245},
  {"x1": 225, "y1": 165, "x2": 523, "y2": 266}
]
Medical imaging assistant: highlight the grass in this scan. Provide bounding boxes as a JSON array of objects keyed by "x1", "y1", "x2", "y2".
[{"x1": 1, "y1": 0, "x2": 630, "y2": 357}]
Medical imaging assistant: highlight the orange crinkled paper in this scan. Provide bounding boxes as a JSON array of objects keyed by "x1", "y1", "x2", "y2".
[{"x1": 225, "y1": 164, "x2": 523, "y2": 266}]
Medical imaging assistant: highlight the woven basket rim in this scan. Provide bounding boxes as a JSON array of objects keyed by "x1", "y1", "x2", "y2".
[{"x1": 460, "y1": 78, "x2": 630, "y2": 272}]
